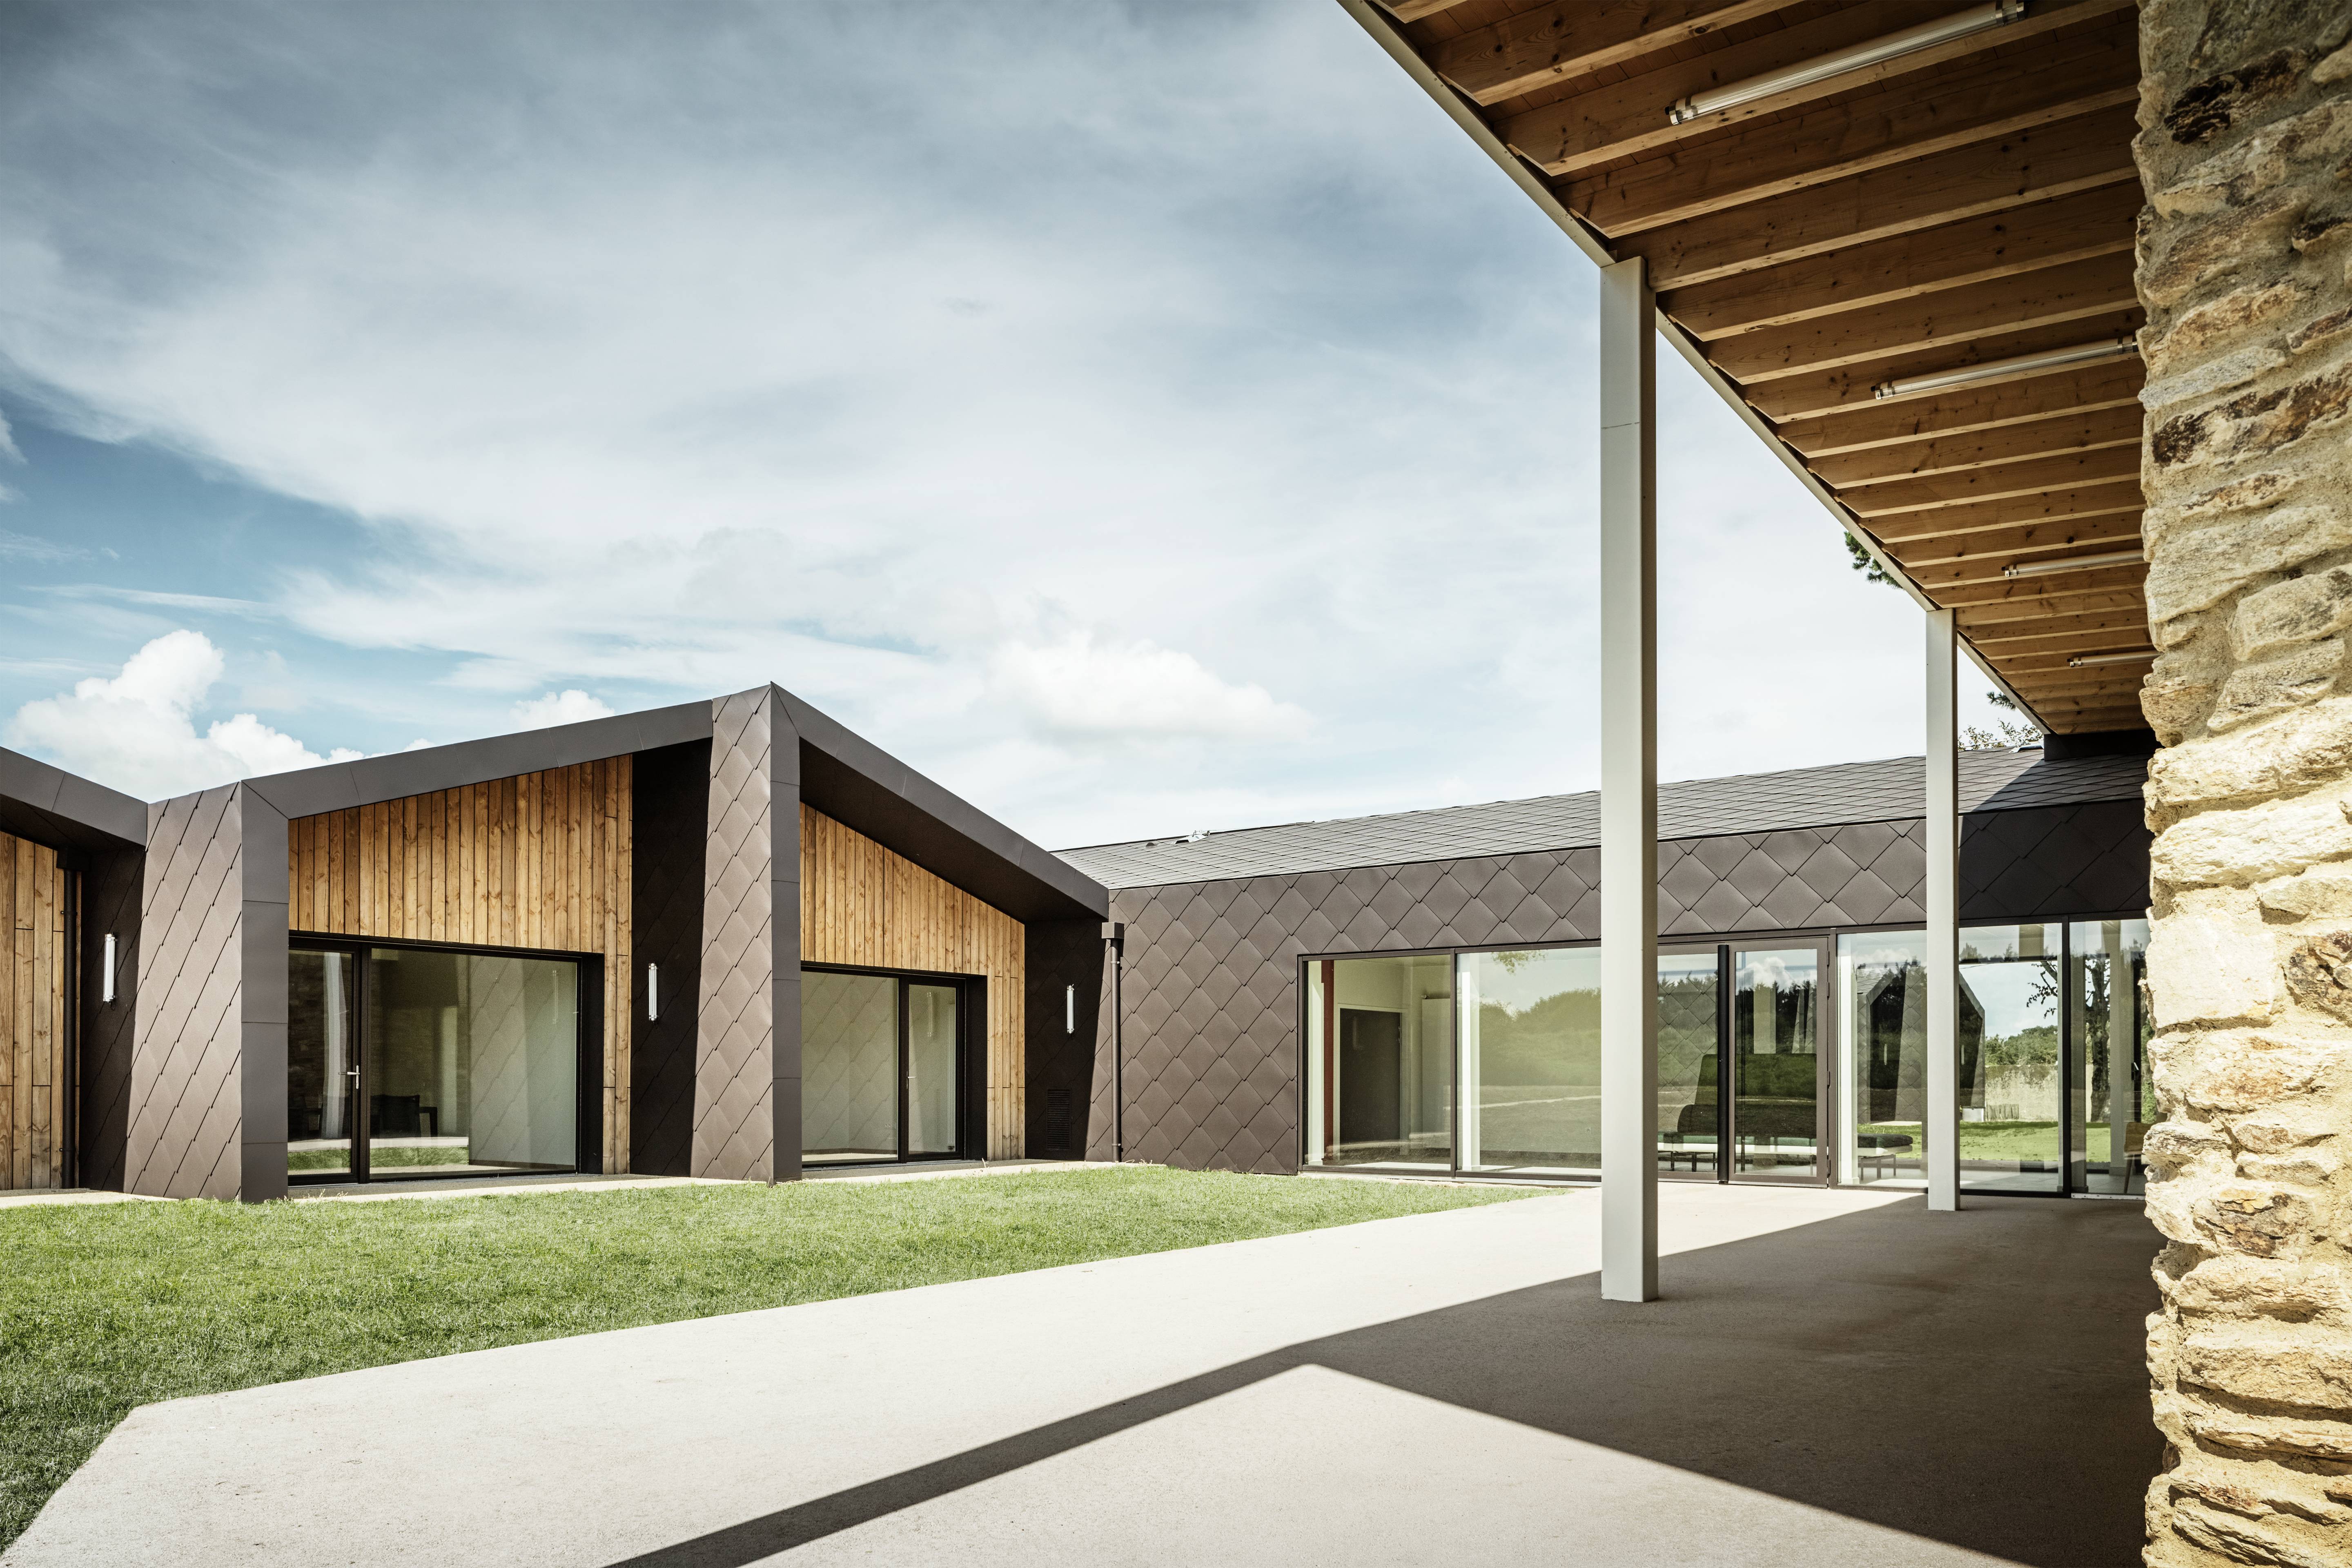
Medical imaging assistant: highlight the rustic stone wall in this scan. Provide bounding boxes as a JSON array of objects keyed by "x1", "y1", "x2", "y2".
[{"x1": 2136, "y1": 4, "x2": 2352, "y2": 1562}]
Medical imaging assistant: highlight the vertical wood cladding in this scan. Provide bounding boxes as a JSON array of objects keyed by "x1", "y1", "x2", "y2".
[
  {"x1": 285, "y1": 757, "x2": 634, "y2": 1174},
  {"x1": 1, "y1": 832, "x2": 70, "y2": 1190},
  {"x1": 800, "y1": 804, "x2": 1025, "y2": 1160}
]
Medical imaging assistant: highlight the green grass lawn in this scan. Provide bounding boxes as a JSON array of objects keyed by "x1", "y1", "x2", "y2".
[{"x1": 0, "y1": 1166, "x2": 1528, "y2": 1546}]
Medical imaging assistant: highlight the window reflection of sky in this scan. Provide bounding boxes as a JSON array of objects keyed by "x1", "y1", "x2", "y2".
[
  {"x1": 1960, "y1": 960, "x2": 2055, "y2": 1037},
  {"x1": 1465, "y1": 949, "x2": 1597, "y2": 1014},
  {"x1": 1737, "y1": 950, "x2": 1815, "y2": 990}
]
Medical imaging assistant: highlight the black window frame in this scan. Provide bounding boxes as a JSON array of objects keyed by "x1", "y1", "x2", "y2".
[
  {"x1": 799, "y1": 961, "x2": 982, "y2": 1166},
  {"x1": 287, "y1": 932, "x2": 603, "y2": 1185}
]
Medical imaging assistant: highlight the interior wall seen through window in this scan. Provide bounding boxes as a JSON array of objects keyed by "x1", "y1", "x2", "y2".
[
  {"x1": 803, "y1": 970, "x2": 899, "y2": 1163},
  {"x1": 287, "y1": 944, "x2": 581, "y2": 1182}
]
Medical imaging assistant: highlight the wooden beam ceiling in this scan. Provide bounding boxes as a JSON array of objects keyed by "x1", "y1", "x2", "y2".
[{"x1": 1372, "y1": 0, "x2": 2152, "y2": 734}]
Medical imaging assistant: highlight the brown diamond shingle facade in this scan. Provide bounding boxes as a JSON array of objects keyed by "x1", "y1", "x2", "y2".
[{"x1": 1076, "y1": 757, "x2": 2149, "y2": 1177}]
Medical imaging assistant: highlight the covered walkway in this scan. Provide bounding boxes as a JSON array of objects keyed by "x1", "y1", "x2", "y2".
[{"x1": 8, "y1": 1182, "x2": 2156, "y2": 1567}]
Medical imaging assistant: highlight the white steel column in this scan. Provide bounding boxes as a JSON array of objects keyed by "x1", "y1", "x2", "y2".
[
  {"x1": 1599, "y1": 255, "x2": 1659, "y2": 1301},
  {"x1": 1925, "y1": 607, "x2": 1960, "y2": 1212}
]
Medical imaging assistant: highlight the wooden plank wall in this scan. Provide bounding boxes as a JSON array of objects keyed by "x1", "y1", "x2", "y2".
[
  {"x1": 2, "y1": 832, "x2": 70, "y2": 1191},
  {"x1": 286, "y1": 758, "x2": 633, "y2": 1172},
  {"x1": 800, "y1": 804, "x2": 1026, "y2": 1159}
]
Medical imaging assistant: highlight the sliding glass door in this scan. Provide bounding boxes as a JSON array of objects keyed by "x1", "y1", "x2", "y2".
[
  {"x1": 1657, "y1": 947, "x2": 1724, "y2": 1180},
  {"x1": 1729, "y1": 943, "x2": 1824, "y2": 1183},
  {"x1": 288, "y1": 940, "x2": 586, "y2": 1183},
  {"x1": 1835, "y1": 919, "x2": 2148, "y2": 1195},
  {"x1": 801, "y1": 967, "x2": 970, "y2": 1165}
]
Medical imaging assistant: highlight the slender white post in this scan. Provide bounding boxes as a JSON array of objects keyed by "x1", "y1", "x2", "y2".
[
  {"x1": 1925, "y1": 607, "x2": 1960, "y2": 1212},
  {"x1": 1599, "y1": 255, "x2": 1659, "y2": 1301}
]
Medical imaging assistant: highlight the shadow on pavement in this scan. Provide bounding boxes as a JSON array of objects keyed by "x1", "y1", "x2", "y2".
[{"x1": 608, "y1": 1194, "x2": 2159, "y2": 1568}]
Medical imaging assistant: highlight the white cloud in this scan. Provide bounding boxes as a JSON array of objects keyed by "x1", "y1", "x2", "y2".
[
  {"x1": 510, "y1": 689, "x2": 614, "y2": 729},
  {"x1": 0, "y1": 529, "x2": 74, "y2": 559},
  {"x1": 989, "y1": 632, "x2": 1306, "y2": 742},
  {"x1": 4, "y1": 629, "x2": 360, "y2": 799},
  {"x1": 0, "y1": 2, "x2": 1970, "y2": 847}
]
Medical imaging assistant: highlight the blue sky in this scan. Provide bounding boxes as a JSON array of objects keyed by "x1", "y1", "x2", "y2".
[{"x1": 0, "y1": 0, "x2": 2009, "y2": 846}]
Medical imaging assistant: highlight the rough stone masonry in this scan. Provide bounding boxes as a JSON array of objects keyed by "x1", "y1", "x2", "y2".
[{"x1": 2136, "y1": 2, "x2": 2352, "y2": 1563}]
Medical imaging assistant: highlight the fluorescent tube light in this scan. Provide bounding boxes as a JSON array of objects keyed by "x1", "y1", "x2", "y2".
[
  {"x1": 647, "y1": 961, "x2": 660, "y2": 1022},
  {"x1": 1065, "y1": 983, "x2": 1076, "y2": 1036},
  {"x1": 1873, "y1": 334, "x2": 2138, "y2": 401},
  {"x1": 1668, "y1": 0, "x2": 2025, "y2": 125},
  {"x1": 2003, "y1": 548, "x2": 2143, "y2": 579},
  {"x1": 2068, "y1": 650, "x2": 2156, "y2": 667},
  {"x1": 102, "y1": 933, "x2": 117, "y2": 1004}
]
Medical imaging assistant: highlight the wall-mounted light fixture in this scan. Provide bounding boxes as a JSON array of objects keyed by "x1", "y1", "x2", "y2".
[
  {"x1": 1065, "y1": 983, "x2": 1076, "y2": 1035},
  {"x1": 101, "y1": 933, "x2": 118, "y2": 1004},
  {"x1": 2003, "y1": 547, "x2": 2143, "y2": 579},
  {"x1": 646, "y1": 961, "x2": 660, "y2": 1022},
  {"x1": 2068, "y1": 650, "x2": 2157, "y2": 668},
  {"x1": 1873, "y1": 334, "x2": 2138, "y2": 401},
  {"x1": 1668, "y1": 0, "x2": 2026, "y2": 125}
]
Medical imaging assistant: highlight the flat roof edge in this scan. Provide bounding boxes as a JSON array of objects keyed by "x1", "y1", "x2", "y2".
[{"x1": 0, "y1": 746, "x2": 147, "y2": 851}]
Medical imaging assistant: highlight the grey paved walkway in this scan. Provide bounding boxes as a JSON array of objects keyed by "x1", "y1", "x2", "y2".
[{"x1": 4, "y1": 1184, "x2": 2160, "y2": 1568}]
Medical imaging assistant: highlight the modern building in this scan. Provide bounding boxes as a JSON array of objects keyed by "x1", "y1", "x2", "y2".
[
  {"x1": 1063, "y1": 740, "x2": 2153, "y2": 1197},
  {"x1": 0, "y1": 680, "x2": 2156, "y2": 1207},
  {"x1": 0, "y1": 685, "x2": 1109, "y2": 1202}
]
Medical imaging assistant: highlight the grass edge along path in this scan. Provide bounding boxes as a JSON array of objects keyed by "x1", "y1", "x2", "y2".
[{"x1": 0, "y1": 1165, "x2": 1533, "y2": 1546}]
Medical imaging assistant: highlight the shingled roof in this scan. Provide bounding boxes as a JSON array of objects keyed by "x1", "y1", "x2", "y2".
[{"x1": 1057, "y1": 747, "x2": 2147, "y2": 890}]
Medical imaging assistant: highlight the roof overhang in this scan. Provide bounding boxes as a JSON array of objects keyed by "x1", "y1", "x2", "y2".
[
  {"x1": 241, "y1": 688, "x2": 1107, "y2": 925},
  {"x1": 1343, "y1": 0, "x2": 2152, "y2": 735},
  {"x1": 0, "y1": 745, "x2": 147, "y2": 857}
]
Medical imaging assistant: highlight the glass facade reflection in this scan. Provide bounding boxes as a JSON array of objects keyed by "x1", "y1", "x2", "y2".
[
  {"x1": 2068, "y1": 919, "x2": 2149, "y2": 1196},
  {"x1": 1305, "y1": 918, "x2": 2150, "y2": 1198},
  {"x1": 1657, "y1": 951, "x2": 1722, "y2": 1178},
  {"x1": 1835, "y1": 931, "x2": 1928, "y2": 1188},
  {"x1": 802, "y1": 968, "x2": 969, "y2": 1165},
  {"x1": 289, "y1": 941, "x2": 581, "y2": 1184},
  {"x1": 1459, "y1": 947, "x2": 1600, "y2": 1175},
  {"x1": 1958, "y1": 925, "x2": 2064, "y2": 1194},
  {"x1": 1731, "y1": 947, "x2": 1821, "y2": 1183}
]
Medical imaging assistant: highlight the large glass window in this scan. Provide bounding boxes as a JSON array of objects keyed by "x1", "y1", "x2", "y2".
[
  {"x1": 1657, "y1": 950, "x2": 1722, "y2": 1179},
  {"x1": 289, "y1": 942, "x2": 582, "y2": 1183},
  {"x1": 804, "y1": 971, "x2": 901, "y2": 1163},
  {"x1": 1731, "y1": 946, "x2": 1822, "y2": 1183},
  {"x1": 1305, "y1": 954, "x2": 1454, "y2": 1169},
  {"x1": 1836, "y1": 931, "x2": 1929, "y2": 1189},
  {"x1": 1460, "y1": 947, "x2": 1600, "y2": 1175},
  {"x1": 287, "y1": 949, "x2": 359, "y2": 1178},
  {"x1": 1305, "y1": 946, "x2": 1725, "y2": 1180},
  {"x1": 801, "y1": 967, "x2": 968, "y2": 1165},
  {"x1": 2068, "y1": 919, "x2": 2149, "y2": 1196},
  {"x1": 1959, "y1": 924, "x2": 2064, "y2": 1194}
]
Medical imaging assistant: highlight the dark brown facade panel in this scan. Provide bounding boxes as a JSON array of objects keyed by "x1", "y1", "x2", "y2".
[
  {"x1": 236, "y1": 788, "x2": 289, "y2": 1204},
  {"x1": 127, "y1": 786, "x2": 247, "y2": 1200},
  {"x1": 1021, "y1": 917, "x2": 1103, "y2": 1160},
  {"x1": 78, "y1": 846, "x2": 143, "y2": 1192},
  {"x1": 693, "y1": 687, "x2": 804, "y2": 1183},
  {"x1": 630, "y1": 739, "x2": 711, "y2": 1179}
]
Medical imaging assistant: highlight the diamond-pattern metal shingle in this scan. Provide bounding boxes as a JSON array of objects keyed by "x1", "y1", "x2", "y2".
[{"x1": 1099, "y1": 791, "x2": 2147, "y2": 1177}]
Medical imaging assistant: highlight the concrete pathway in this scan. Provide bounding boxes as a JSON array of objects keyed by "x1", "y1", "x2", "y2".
[{"x1": 4, "y1": 1182, "x2": 2158, "y2": 1568}]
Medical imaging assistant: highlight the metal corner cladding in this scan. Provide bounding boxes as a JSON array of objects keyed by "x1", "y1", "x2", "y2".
[{"x1": 692, "y1": 686, "x2": 802, "y2": 1182}]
